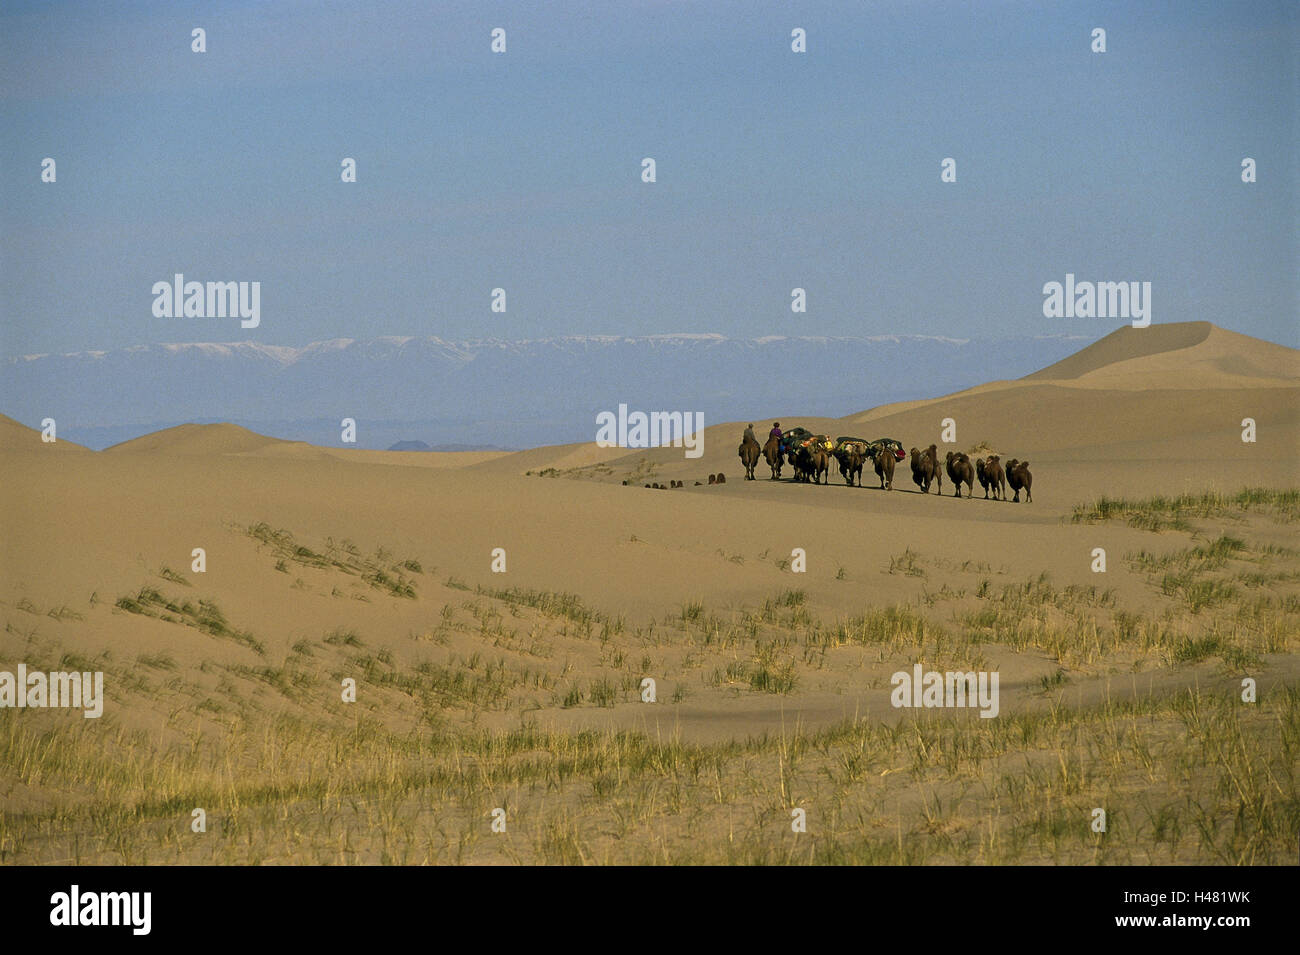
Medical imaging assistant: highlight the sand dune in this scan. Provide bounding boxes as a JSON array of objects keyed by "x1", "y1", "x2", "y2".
[
  {"x1": 105, "y1": 422, "x2": 292, "y2": 456},
  {"x1": 460, "y1": 323, "x2": 1296, "y2": 487},
  {"x1": 1027, "y1": 323, "x2": 1298, "y2": 388},
  {"x1": 1025, "y1": 321, "x2": 1216, "y2": 379},
  {"x1": 99, "y1": 423, "x2": 514, "y2": 467},
  {"x1": 0, "y1": 413, "x2": 89, "y2": 451},
  {"x1": 2, "y1": 321, "x2": 1297, "y2": 864},
  {"x1": 4, "y1": 322, "x2": 1294, "y2": 623},
  {"x1": 78, "y1": 322, "x2": 1294, "y2": 482}
]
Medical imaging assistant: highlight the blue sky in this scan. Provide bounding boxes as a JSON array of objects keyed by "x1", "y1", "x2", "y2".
[{"x1": 2, "y1": 0, "x2": 1296, "y2": 355}]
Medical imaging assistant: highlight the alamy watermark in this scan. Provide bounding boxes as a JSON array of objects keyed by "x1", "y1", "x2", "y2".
[
  {"x1": 1042, "y1": 273, "x2": 1150, "y2": 327},
  {"x1": 891, "y1": 664, "x2": 999, "y2": 718},
  {"x1": 0, "y1": 665, "x2": 104, "y2": 718},
  {"x1": 152, "y1": 273, "x2": 260, "y2": 328},
  {"x1": 50, "y1": 885, "x2": 150, "y2": 935},
  {"x1": 595, "y1": 404, "x2": 704, "y2": 458}
]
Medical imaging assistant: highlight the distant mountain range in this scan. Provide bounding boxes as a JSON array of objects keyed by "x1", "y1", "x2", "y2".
[{"x1": 3, "y1": 333, "x2": 1096, "y2": 450}]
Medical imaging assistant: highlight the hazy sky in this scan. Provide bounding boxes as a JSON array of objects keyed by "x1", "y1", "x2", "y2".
[{"x1": 3, "y1": 0, "x2": 1296, "y2": 356}]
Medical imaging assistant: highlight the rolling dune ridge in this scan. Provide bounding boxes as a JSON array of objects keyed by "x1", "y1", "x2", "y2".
[{"x1": 2, "y1": 322, "x2": 1296, "y2": 864}]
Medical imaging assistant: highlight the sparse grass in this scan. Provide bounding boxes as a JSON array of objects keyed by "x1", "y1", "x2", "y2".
[
  {"x1": 888, "y1": 549, "x2": 926, "y2": 577},
  {"x1": 114, "y1": 587, "x2": 265, "y2": 656},
  {"x1": 954, "y1": 568, "x2": 1294, "y2": 668},
  {"x1": 475, "y1": 586, "x2": 613, "y2": 631},
  {"x1": 246, "y1": 522, "x2": 419, "y2": 598},
  {"x1": 589, "y1": 678, "x2": 617, "y2": 707},
  {"x1": 158, "y1": 566, "x2": 192, "y2": 587},
  {"x1": 323, "y1": 628, "x2": 364, "y2": 648},
  {"x1": 136, "y1": 652, "x2": 177, "y2": 670},
  {"x1": 1127, "y1": 533, "x2": 1294, "y2": 620},
  {"x1": 1130, "y1": 535, "x2": 1247, "y2": 574},
  {"x1": 748, "y1": 642, "x2": 797, "y2": 694},
  {"x1": 1177, "y1": 579, "x2": 1238, "y2": 614},
  {"x1": 6, "y1": 509, "x2": 1296, "y2": 865},
  {"x1": 1171, "y1": 634, "x2": 1226, "y2": 664},
  {"x1": 1071, "y1": 488, "x2": 1300, "y2": 531},
  {"x1": 1, "y1": 684, "x2": 1293, "y2": 865},
  {"x1": 365, "y1": 568, "x2": 416, "y2": 599},
  {"x1": 1040, "y1": 669, "x2": 1068, "y2": 691}
]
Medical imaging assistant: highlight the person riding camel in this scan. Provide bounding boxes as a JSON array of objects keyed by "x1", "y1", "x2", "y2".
[
  {"x1": 744, "y1": 423, "x2": 757, "y2": 445},
  {"x1": 769, "y1": 421, "x2": 782, "y2": 441}
]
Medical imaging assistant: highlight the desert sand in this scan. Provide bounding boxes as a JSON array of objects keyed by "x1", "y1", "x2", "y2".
[{"x1": 1, "y1": 321, "x2": 1296, "y2": 864}]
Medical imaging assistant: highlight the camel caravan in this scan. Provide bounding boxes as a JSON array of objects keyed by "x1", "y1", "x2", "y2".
[{"x1": 737, "y1": 424, "x2": 1033, "y2": 500}]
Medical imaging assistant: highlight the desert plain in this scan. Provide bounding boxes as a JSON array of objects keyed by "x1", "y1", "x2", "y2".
[{"x1": 1, "y1": 320, "x2": 1297, "y2": 864}]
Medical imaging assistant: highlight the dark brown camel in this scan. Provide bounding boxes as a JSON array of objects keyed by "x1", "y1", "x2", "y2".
[
  {"x1": 925, "y1": 445, "x2": 943, "y2": 495},
  {"x1": 985, "y1": 455, "x2": 1006, "y2": 501},
  {"x1": 945, "y1": 451, "x2": 974, "y2": 498},
  {"x1": 910, "y1": 447, "x2": 937, "y2": 493},
  {"x1": 874, "y1": 447, "x2": 895, "y2": 489},
  {"x1": 838, "y1": 447, "x2": 864, "y2": 486},
  {"x1": 1006, "y1": 459, "x2": 1032, "y2": 502}
]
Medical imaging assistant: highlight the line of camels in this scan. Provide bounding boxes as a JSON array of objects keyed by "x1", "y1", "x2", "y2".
[{"x1": 738, "y1": 426, "x2": 1033, "y2": 501}]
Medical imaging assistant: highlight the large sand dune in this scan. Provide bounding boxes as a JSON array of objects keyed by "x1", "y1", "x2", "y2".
[
  {"x1": 4, "y1": 318, "x2": 1295, "y2": 677},
  {"x1": 3, "y1": 318, "x2": 1295, "y2": 633},
  {"x1": 2, "y1": 321, "x2": 1297, "y2": 864},
  {"x1": 105, "y1": 422, "x2": 291, "y2": 456},
  {"x1": 1025, "y1": 322, "x2": 1298, "y2": 384},
  {"x1": 3, "y1": 320, "x2": 1295, "y2": 643},
  {"x1": 478, "y1": 322, "x2": 1297, "y2": 496},
  {"x1": 0, "y1": 413, "x2": 89, "y2": 452}
]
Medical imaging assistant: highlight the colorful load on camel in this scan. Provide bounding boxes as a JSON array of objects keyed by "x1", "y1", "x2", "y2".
[
  {"x1": 833, "y1": 436, "x2": 906, "y2": 462},
  {"x1": 833, "y1": 436, "x2": 872, "y2": 460},
  {"x1": 779, "y1": 428, "x2": 900, "y2": 461},
  {"x1": 869, "y1": 438, "x2": 907, "y2": 461},
  {"x1": 805, "y1": 434, "x2": 835, "y2": 452},
  {"x1": 777, "y1": 427, "x2": 813, "y2": 457}
]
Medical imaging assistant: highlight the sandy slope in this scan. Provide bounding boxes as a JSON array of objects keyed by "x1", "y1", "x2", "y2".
[
  {"x1": 104, "y1": 422, "x2": 291, "y2": 455},
  {"x1": 4, "y1": 321, "x2": 1295, "y2": 614},
  {"x1": 1025, "y1": 321, "x2": 1215, "y2": 379},
  {"x1": 476, "y1": 322, "x2": 1298, "y2": 492},
  {"x1": 1026, "y1": 322, "x2": 1298, "y2": 384},
  {"x1": 1, "y1": 321, "x2": 1296, "y2": 746},
  {"x1": 0, "y1": 414, "x2": 89, "y2": 452}
]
